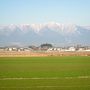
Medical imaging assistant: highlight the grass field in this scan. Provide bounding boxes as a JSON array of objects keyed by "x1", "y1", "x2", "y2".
[{"x1": 0, "y1": 56, "x2": 90, "y2": 90}]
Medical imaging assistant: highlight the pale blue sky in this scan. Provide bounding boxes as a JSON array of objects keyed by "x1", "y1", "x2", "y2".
[{"x1": 0, "y1": 0, "x2": 90, "y2": 25}]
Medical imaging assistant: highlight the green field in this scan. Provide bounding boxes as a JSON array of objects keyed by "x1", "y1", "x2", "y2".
[{"x1": 0, "y1": 56, "x2": 90, "y2": 90}]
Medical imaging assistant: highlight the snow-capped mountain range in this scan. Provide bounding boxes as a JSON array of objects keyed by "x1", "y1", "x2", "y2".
[{"x1": 0, "y1": 22, "x2": 90, "y2": 46}]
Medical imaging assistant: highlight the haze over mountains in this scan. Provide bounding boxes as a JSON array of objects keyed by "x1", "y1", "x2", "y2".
[{"x1": 0, "y1": 22, "x2": 90, "y2": 46}]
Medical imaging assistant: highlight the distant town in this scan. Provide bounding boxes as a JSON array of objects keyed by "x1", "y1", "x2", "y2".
[{"x1": 0, "y1": 43, "x2": 90, "y2": 52}]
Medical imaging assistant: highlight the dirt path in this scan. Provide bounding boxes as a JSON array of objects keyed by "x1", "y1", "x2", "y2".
[{"x1": 0, "y1": 51, "x2": 90, "y2": 57}]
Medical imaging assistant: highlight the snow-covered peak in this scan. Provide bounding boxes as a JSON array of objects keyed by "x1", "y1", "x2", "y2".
[
  {"x1": 0, "y1": 22, "x2": 89, "y2": 34},
  {"x1": 30, "y1": 23, "x2": 44, "y2": 32}
]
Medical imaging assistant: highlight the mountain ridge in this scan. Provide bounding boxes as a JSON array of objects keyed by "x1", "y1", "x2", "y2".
[{"x1": 0, "y1": 23, "x2": 90, "y2": 46}]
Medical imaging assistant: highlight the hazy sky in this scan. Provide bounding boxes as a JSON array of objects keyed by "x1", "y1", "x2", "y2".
[{"x1": 0, "y1": 0, "x2": 90, "y2": 25}]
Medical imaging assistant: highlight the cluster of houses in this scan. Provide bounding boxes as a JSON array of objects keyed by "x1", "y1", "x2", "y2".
[
  {"x1": 0, "y1": 47, "x2": 32, "y2": 52},
  {"x1": 47, "y1": 47, "x2": 90, "y2": 52},
  {"x1": 0, "y1": 45, "x2": 90, "y2": 52}
]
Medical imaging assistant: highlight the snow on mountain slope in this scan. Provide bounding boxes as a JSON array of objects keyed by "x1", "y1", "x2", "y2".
[
  {"x1": 0, "y1": 23, "x2": 78, "y2": 34},
  {"x1": 0, "y1": 22, "x2": 90, "y2": 46}
]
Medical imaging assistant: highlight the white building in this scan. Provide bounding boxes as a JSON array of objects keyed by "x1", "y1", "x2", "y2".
[
  {"x1": 68, "y1": 47, "x2": 76, "y2": 51},
  {"x1": 85, "y1": 49, "x2": 90, "y2": 52},
  {"x1": 78, "y1": 48, "x2": 85, "y2": 51},
  {"x1": 0, "y1": 48, "x2": 5, "y2": 51},
  {"x1": 8, "y1": 48, "x2": 12, "y2": 51}
]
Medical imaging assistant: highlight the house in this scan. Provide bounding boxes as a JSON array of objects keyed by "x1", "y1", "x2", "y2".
[
  {"x1": 24, "y1": 48, "x2": 32, "y2": 51},
  {"x1": 78, "y1": 47, "x2": 85, "y2": 51},
  {"x1": 85, "y1": 49, "x2": 90, "y2": 51},
  {"x1": 12, "y1": 48, "x2": 18, "y2": 51},
  {"x1": 18, "y1": 48, "x2": 24, "y2": 51},
  {"x1": 68, "y1": 47, "x2": 76, "y2": 51},
  {"x1": 8, "y1": 48, "x2": 12, "y2": 51},
  {"x1": 0, "y1": 47, "x2": 5, "y2": 51}
]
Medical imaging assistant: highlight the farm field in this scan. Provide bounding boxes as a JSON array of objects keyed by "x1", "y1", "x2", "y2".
[{"x1": 0, "y1": 56, "x2": 90, "y2": 90}]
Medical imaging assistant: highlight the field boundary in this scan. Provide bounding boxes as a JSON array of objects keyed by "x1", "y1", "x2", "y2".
[
  {"x1": 0, "y1": 85, "x2": 90, "y2": 88},
  {"x1": 0, "y1": 51, "x2": 90, "y2": 57},
  {"x1": 0, "y1": 76, "x2": 90, "y2": 80}
]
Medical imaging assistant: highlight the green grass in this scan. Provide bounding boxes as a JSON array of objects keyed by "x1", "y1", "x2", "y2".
[{"x1": 0, "y1": 56, "x2": 90, "y2": 90}]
